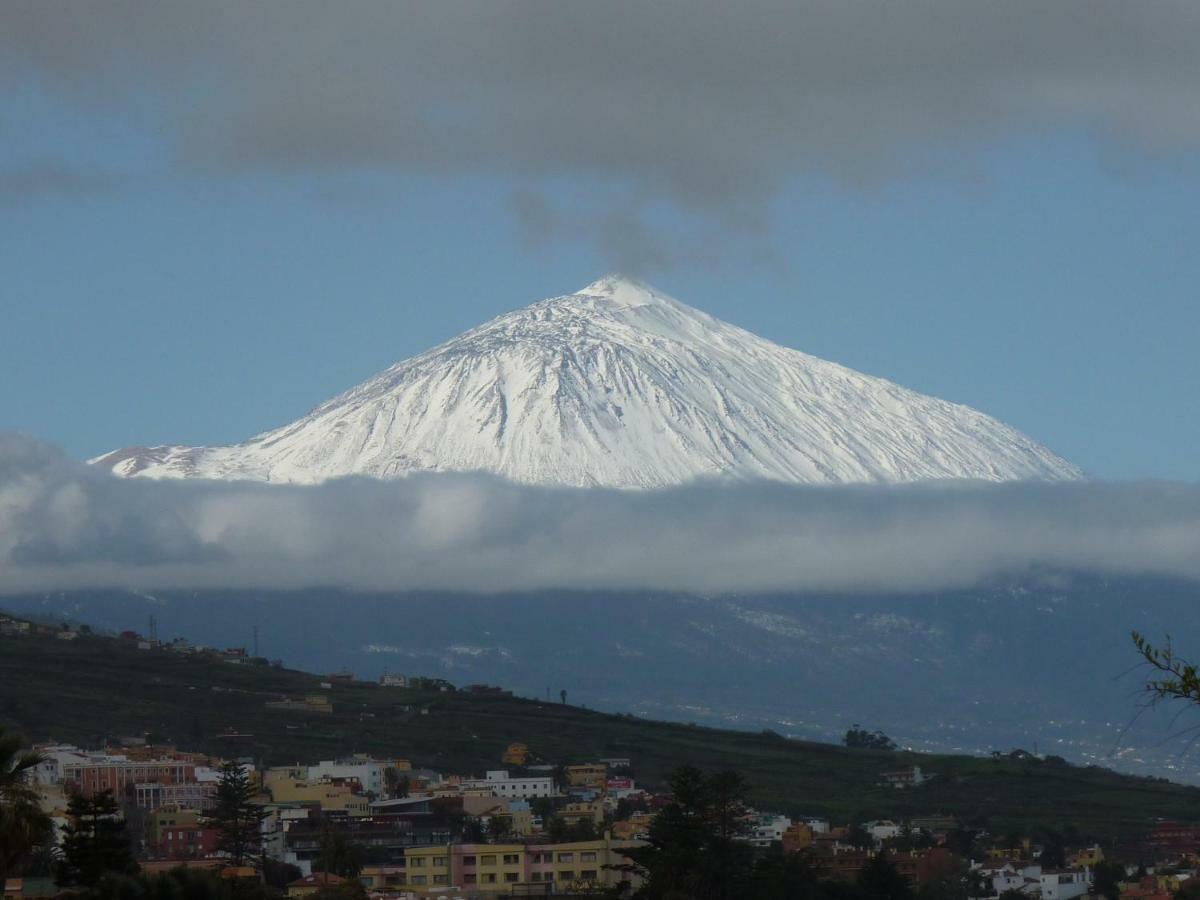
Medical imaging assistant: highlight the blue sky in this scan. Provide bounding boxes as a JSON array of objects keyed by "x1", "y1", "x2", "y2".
[{"x1": 2, "y1": 3, "x2": 1199, "y2": 481}]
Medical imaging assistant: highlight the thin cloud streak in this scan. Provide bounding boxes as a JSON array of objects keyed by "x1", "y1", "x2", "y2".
[{"x1": 2, "y1": 433, "x2": 1199, "y2": 596}]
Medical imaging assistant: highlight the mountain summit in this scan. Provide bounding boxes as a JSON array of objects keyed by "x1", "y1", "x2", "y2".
[{"x1": 92, "y1": 276, "x2": 1080, "y2": 488}]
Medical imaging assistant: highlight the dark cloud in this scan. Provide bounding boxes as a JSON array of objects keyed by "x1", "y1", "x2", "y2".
[
  {"x1": 2, "y1": 2, "x2": 1198, "y2": 216},
  {"x1": 2, "y1": 432, "x2": 1199, "y2": 596},
  {"x1": 0, "y1": 160, "x2": 121, "y2": 207}
]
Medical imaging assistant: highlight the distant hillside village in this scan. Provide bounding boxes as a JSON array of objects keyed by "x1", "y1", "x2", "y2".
[
  {"x1": 6, "y1": 733, "x2": 1200, "y2": 900},
  {"x1": 5, "y1": 612, "x2": 1200, "y2": 900}
]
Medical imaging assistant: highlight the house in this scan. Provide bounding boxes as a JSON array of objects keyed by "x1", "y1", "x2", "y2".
[
  {"x1": 501, "y1": 742, "x2": 530, "y2": 766},
  {"x1": 1036, "y1": 868, "x2": 1091, "y2": 900},
  {"x1": 866, "y1": 820, "x2": 903, "y2": 842},
  {"x1": 564, "y1": 763, "x2": 608, "y2": 791},
  {"x1": 147, "y1": 808, "x2": 220, "y2": 859},
  {"x1": 379, "y1": 672, "x2": 408, "y2": 688},
  {"x1": 879, "y1": 766, "x2": 934, "y2": 789},
  {"x1": 749, "y1": 813, "x2": 793, "y2": 848},
  {"x1": 459, "y1": 770, "x2": 556, "y2": 800}
]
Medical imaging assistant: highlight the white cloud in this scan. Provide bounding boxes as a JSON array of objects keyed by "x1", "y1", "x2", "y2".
[{"x1": 2, "y1": 432, "x2": 1199, "y2": 596}]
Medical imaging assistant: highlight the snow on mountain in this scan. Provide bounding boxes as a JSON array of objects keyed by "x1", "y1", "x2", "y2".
[{"x1": 91, "y1": 275, "x2": 1081, "y2": 488}]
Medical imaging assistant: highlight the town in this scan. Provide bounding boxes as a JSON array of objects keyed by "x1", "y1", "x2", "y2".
[
  {"x1": 5, "y1": 614, "x2": 1200, "y2": 900},
  {"x1": 5, "y1": 729, "x2": 1200, "y2": 900}
]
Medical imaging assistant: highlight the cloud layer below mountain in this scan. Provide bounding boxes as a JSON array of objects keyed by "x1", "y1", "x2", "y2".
[{"x1": 2, "y1": 432, "x2": 1198, "y2": 596}]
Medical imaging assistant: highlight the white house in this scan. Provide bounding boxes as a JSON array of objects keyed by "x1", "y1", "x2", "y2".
[
  {"x1": 748, "y1": 814, "x2": 792, "y2": 848},
  {"x1": 1037, "y1": 870, "x2": 1090, "y2": 900},
  {"x1": 459, "y1": 770, "x2": 556, "y2": 800}
]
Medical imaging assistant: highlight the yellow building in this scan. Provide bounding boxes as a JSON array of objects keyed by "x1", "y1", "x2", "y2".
[
  {"x1": 501, "y1": 742, "x2": 530, "y2": 765},
  {"x1": 560, "y1": 800, "x2": 605, "y2": 829},
  {"x1": 402, "y1": 845, "x2": 454, "y2": 892},
  {"x1": 395, "y1": 836, "x2": 643, "y2": 895},
  {"x1": 564, "y1": 763, "x2": 607, "y2": 791},
  {"x1": 263, "y1": 771, "x2": 369, "y2": 816},
  {"x1": 613, "y1": 810, "x2": 656, "y2": 841},
  {"x1": 146, "y1": 807, "x2": 204, "y2": 846}
]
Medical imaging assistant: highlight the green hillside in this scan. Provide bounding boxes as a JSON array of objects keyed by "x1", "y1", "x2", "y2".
[{"x1": 1, "y1": 624, "x2": 1195, "y2": 842}]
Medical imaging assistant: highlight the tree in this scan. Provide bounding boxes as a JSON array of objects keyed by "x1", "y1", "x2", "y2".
[
  {"x1": 209, "y1": 762, "x2": 266, "y2": 866},
  {"x1": 623, "y1": 766, "x2": 754, "y2": 900},
  {"x1": 748, "y1": 851, "x2": 820, "y2": 900},
  {"x1": 487, "y1": 814, "x2": 512, "y2": 842},
  {"x1": 315, "y1": 823, "x2": 364, "y2": 878},
  {"x1": 58, "y1": 790, "x2": 137, "y2": 887},
  {"x1": 0, "y1": 729, "x2": 52, "y2": 887},
  {"x1": 382, "y1": 767, "x2": 408, "y2": 800},
  {"x1": 1092, "y1": 861, "x2": 1126, "y2": 900},
  {"x1": 858, "y1": 853, "x2": 913, "y2": 900},
  {"x1": 1133, "y1": 633, "x2": 1200, "y2": 708},
  {"x1": 844, "y1": 726, "x2": 897, "y2": 751}
]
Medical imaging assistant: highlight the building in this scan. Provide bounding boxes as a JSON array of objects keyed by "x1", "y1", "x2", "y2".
[
  {"x1": 459, "y1": 770, "x2": 556, "y2": 800},
  {"x1": 62, "y1": 755, "x2": 196, "y2": 799},
  {"x1": 307, "y1": 757, "x2": 393, "y2": 797},
  {"x1": 147, "y1": 808, "x2": 220, "y2": 859},
  {"x1": 560, "y1": 801, "x2": 605, "y2": 830},
  {"x1": 134, "y1": 781, "x2": 217, "y2": 811},
  {"x1": 501, "y1": 742, "x2": 530, "y2": 766},
  {"x1": 750, "y1": 813, "x2": 793, "y2": 848},
  {"x1": 394, "y1": 835, "x2": 643, "y2": 895},
  {"x1": 564, "y1": 764, "x2": 608, "y2": 792},
  {"x1": 879, "y1": 766, "x2": 935, "y2": 789},
  {"x1": 264, "y1": 771, "x2": 370, "y2": 816}
]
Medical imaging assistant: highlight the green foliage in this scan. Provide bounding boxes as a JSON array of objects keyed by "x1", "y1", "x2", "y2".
[
  {"x1": 314, "y1": 824, "x2": 364, "y2": 878},
  {"x1": 70, "y1": 866, "x2": 273, "y2": 900},
  {"x1": 844, "y1": 727, "x2": 897, "y2": 751},
  {"x1": 1092, "y1": 861, "x2": 1126, "y2": 900},
  {"x1": 308, "y1": 880, "x2": 367, "y2": 900},
  {"x1": 4, "y1": 629, "x2": 1200, "y2": 842},
  {"x1": 624, "y1": 766, "x2": 755, "y2": 900},
  {"x1": 857, "y1": 853, "x2": 913, "y2": 900},
  {"x1": 209, "y1": 763, "x2": 265, "y2": 866},
  {"x1": 0, "y1": 727, "x2": 53, "y2": 885},
  {"x1": 58, "y1": 791, "x2": 138, "y2": 887}
]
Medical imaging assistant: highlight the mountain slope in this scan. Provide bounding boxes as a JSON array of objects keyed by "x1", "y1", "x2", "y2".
[
  {"x1": 2, "y1": 613, "x2": 1198, "y2": 838},
  {"x1": 92, "y1": 275, "x2": 1080, "y2": 488}
]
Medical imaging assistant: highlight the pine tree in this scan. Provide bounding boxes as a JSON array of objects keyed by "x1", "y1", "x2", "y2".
[
  {"x1": 209, "y1": 762, "x2": 266, "y2": 866},
  {"x1": 57, "y1": 790, "x2": 137, "y2": 887}
]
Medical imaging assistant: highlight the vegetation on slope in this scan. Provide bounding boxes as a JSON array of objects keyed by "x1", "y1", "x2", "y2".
[{"x1": 1, "y1": 626, "x2": 1196, "y2": 841}]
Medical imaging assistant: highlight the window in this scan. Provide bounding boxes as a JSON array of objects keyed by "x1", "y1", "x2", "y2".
[
  {"x1": 409, "y1": 875, "x2": 426, "y2": 886},
  {"x1": 432, "y1": 857, "x2": 447, "y2": 867},
  {"x1": 531, "y1": 873, "x2": 542, "y2": 882},
  {"x1": 463, "y1": 874, "x2": 476, "y2": 884},
  {"x1": 410, "y1": 857, "x2": 425, "y2": 867},
  {"x1": 505, "y1": 872, "x2": 519, "y2": 883},
  {"x1": 462, "y1": 856, "x2": 476, "y2": 866},
  {"x1": 503, "y1": 854, "x2": 520, "y2": 865},
  {"x1": 433, "y1": 875, "x2": 449, "y2": 885},
  {"x1": 582, "y1": 870, "x2": 598, "y2": 881},
  {"x1": 557, "y1": 852, "x2": 574, "y2": 863},
  {"x1": 482, "y1": 873, "x2": 497, "y2": 884},
  {"x1": 559, "y1": 871, "x2": 575, "y2": 882},
  {"x1": 581, "y1": 852, "x2": 597, "y2": 862},
  {"x1": 480, "y1": 855, "x2": 496, "y2": 866}
]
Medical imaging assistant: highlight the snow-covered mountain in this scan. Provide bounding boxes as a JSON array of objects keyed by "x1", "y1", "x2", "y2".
[{"x1": 92, "y1": 275, "x2": 1081, "y2": 488}]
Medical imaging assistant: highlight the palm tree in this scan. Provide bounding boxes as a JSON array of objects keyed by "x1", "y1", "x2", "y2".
[{"x1": 0, "y1": 727, "x2": 51, "y2": 886}]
